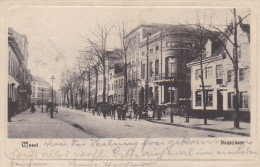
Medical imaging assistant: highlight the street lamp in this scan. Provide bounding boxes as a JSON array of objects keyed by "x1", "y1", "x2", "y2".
[
  {"x1": 41, "y1": 88, "x2": 44, "y2": 113},
  {"x1": 145, "y1": 33, "x2": 151, "y2": 109},
  {"x1": 50, "y1": 75, "x2": 55, "y2": 118}
]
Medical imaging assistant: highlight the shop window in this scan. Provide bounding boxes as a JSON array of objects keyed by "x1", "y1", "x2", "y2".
[
  {"x1": 206, "y1": 90, "x2": 213, "y2": 106},
  {"x1": 195, "y1": 69, "x2": 201, "y2": 80},
  {"x1": 205, "y1": 67, "x2": 212, "y2": 79},
  {"x1": 240, "y1": 92, "x2": 248, "y2": 108},
  {"x1": 216, "y1": 65, "x2": 223, "y2": 78},
  {"x1": 196, "y1": 91, "x2": 202, "y2": 106}
]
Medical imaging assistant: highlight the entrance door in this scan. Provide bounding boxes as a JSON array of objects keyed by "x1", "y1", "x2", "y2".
[{"x1": 217, "y1": 90, "x2": 223, "y2": 112}]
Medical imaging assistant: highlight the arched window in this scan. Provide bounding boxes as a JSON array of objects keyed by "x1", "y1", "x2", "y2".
[
  {"x1": 155, "y1": 59, "x2": 159, "y2": 76},
  {"x1": 141, "y1": 63, "x2": 145, "y2": 79},
  {"x1": 149, "y1": 61, "x2": 153, "y2": 77}
]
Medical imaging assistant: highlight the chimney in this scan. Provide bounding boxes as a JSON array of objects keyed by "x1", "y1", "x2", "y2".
[{"x1": 205, "y1": 39, "x2": 212, "y2": 57}]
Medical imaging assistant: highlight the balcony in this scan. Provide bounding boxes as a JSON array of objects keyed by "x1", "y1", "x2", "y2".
[{"x1": 153, "y1": 73, "x2": 176, "y2": 81}]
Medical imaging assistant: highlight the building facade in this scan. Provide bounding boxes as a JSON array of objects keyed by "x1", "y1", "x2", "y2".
[
  {"x1": 8, "y1": 28, "x2": 32, "y2": 113},
  {"x1": 187, "y1": 23, "x2": 250, "y2": 120},
  {"x1": 126, "y1": 24, "x2": 199, "y2": 106},
  {"x1": 31, "y1": 76, "x2": 51, "y2": 105}
]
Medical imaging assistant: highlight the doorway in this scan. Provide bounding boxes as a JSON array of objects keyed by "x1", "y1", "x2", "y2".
[{"x1": 217, "y1": 90, "x2": 223, "y2": 112}]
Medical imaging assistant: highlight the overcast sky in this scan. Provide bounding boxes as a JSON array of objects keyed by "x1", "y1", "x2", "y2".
[{"x1": 7, "y1": 7, "x2": 250, "y2": 89}]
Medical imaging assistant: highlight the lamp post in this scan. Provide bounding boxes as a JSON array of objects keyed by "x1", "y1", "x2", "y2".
[
  {"x1": 145, "y1": 33, "x2": 151, "y2": 109},
  {"x1": 41, "y1": 88, "x2": 44, "y2": 113},
  {"x1": 50, "y1": 75, "x2": 55, "y2": 118}
]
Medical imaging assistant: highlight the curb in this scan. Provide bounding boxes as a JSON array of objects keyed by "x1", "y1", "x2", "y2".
[{"x1": 147, "y1": 119, "x2": 250, "y2": 137}]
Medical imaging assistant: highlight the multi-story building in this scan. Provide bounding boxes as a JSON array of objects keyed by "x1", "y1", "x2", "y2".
[
  {"x1": 31, "y1": 76, "x2": 51, "y2": 105},
  {"x1": 125, "y1": 24, "x2": 201, "y2": 106},
  {"x1": 8, "y1": 28, "x2": 32, "y2": 112},
  {"x1": 187, "y1": 23, "x2": 250, "y2": 121}
]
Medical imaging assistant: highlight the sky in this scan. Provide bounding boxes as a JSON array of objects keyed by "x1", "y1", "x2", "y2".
[{"x1": 7, "y1": 7, "x2": 250, "y2": 89}]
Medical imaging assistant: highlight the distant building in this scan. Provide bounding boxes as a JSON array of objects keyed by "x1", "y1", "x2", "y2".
[
  {"x1": 8, "y1": 28, "x2": 32, "y2": 112},
  {"x1": 31, "y1": 76, "x2": 51, "y2": 105},
  {"x1": 187, "y1": 23, "x2": 250, "y2": 121}
]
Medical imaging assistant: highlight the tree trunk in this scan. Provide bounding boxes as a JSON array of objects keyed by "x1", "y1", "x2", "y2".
[
  {"x1": 95, "y1": 69, "x2": 98, "y2": 106},
  {"x1": 103, "y1": 61, "x2": 106, "y2": 102},
  {"x1": 200, "y1": 53, "x2": 207, "y2": 125},
  {"x1": 70, "y1": 91, "x2": 73, "y2": 108},
  {"x1": 88, "y1": 71, "x2": 91, "y2": 110},
  {"x1": 124, "y1": 55, "x2": 128, "y2": 104},
  {"x1": 233, "y1": 8, "x2": 240, "y2": 128},
  {"x1": 81, "y1": 79, "x2": 84, "y2": 110},
  {"x1": 66, "y1": 90, "x2": 69, "y2": 108}
]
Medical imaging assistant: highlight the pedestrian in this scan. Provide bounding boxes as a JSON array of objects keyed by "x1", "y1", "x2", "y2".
[
  {"x1": 111, "y1": 103, "x2": 116, "y2": 120},
  {"x1": 137, "y1": 104, "x2": 143, "y2": 121},
  {"x1": 8, "y1": 98, "x2": 13, "y2": 122},
  {"x1": 132, "y1": 100, "x2": 138, "y2": 120},
  {"x1": 184, "y1": 105, "x2": 190, "y2": 123},
  {"x1": 149, "y1": 98, "x2": 156, "y2": 119},
  {"x1": 31, "y1": 103, "x2": 36, "y2": 113},
  {"x1": 117, "y1": 105, "x2": 121, "y2": 120},
  {"x1": 122, "y1": 104, "x2": 127, "y2": 120},
  {"x1": 83, "y1": 102, "x2": 87, "y2": 112}
]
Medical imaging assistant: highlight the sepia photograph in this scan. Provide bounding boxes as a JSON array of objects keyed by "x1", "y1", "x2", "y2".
[{"x1": 7, "y1": 7, "x2": 250, "y2": 139}]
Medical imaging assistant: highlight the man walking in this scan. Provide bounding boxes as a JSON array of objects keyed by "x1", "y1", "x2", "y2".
[{"x1": 83, "y1": 102, "x2": 87, "y2": 112}]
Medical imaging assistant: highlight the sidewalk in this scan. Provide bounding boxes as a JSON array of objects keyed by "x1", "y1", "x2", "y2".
[
  {"x1": 60, "y1": 106, "x2": 250, "y2": 136},
  {"x1": 8, "y1": 106, "x2": 94, "y2": 138},
  {"x1": 147, "y1": 115, "x2": 250, "y2": 136}
]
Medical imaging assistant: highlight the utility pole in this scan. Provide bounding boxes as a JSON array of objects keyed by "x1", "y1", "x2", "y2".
[{"x1": 145, "y1": 33, "x2": 151, "y2": 109}]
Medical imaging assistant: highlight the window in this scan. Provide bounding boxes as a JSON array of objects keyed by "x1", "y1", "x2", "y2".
[
  {"x1": 116, "y1": 80, "x2": 118, "y2": 89},
  {"x1": 196, "y1": 91, "x2": 202, "y2": 106},
  {"x1": 166, "y1": 42, "x2": 171, "y2": 47},
  {"x1": 240, "y1": 92, "x2": 248, "y2": 108},
  {"x1": 205, "y1": 67, "x2": 212, "y2": 79},
  {"x1": 239, "y1": 68, "x2": 246, "y2": 81},
  {"x1": 216, "y1": 65, "x2": 223, "y2": 78},
  {"x1": 227, "y1": 70, "x2": 234, "y2": 82},
  {"x1": 167, "y1": 57, "x2": 176, "y2": 77},
  {"x1": 155, "y1": 45, "x2": 159, "y2": 51},
  {"x1": 150, "y1": 48, "x2": 153, "y2": 53},
  {"x1": 155, "y1": 59, "x2": 159, "y2": 76},
  {"x1": 142, "y1": 51, "x2": 145, "y2": 56},
  {"x1": 228, "y1": 92, "x2": 235, "y2": 108},
  {"x1": 149, "y1": 61, "x2": 153, "y2": 77},
  {"x1": 141, "y1": 63, "x2": 145, "y2": 79},
  {"x1": 171, "y1": 42, "x2": 175, "y2": 46},
  {"x1": 112, "y1": 83, "x2": 114, "y2": 90},
  {"x1": 206, "y1": 90, "x2": 213, "y2": 106},
  {"x1": 195, "y1": 69, "x2": 201, "y2": 80}
]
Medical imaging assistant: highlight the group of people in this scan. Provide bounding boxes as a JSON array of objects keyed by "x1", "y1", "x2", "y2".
[{"x1": 89, "y1": 98, "x2": 158, "y2": 121}]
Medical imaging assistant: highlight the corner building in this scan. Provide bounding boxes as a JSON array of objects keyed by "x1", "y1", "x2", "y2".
[{"x1": 126, "y1": 24, "x2": 199, "y2": 106}]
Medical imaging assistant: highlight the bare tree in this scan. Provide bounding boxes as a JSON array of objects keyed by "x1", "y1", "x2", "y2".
[
  {"x1": 81, "y1": 22, "x2": 114, "y2": 103},
  {"x1": 193, "y1": 8, "x2": 250, "y2": 128},
  {"x1": 113, "y1": 21, "x2": 132, "y2": 104}
]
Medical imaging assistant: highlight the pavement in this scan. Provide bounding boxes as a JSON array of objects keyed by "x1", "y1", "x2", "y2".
[
  {"x1": 8, "y1": 106, "x2": 250, "y2": 138},
  {"x1": 8, "y1": 106, "x2": 95, "y2": 138},
  {"x1": 79, "y1": 107, "x2": 250, "y2": 137},
  {"x1": 147, "y1": 115, "x2": 250, "y2": 136}
]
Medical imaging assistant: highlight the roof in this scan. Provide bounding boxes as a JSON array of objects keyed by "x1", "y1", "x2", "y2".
[{"x1": 32, "y1": 76, "x2": 49, "y2": 84}]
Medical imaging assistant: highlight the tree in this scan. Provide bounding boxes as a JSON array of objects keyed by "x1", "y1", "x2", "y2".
[
  {"x1": 113, "y1": 21, "x2": 132, "y2": 104},
  {"x1": 182, "y1": 23, "x2": 215, "y2": 125},
  {"x1": 81, "y1": 22, "x2": 114, "y2": 103},
  {"x1": 193, "y1": 8, "x2": 250, "y2": 128}
]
